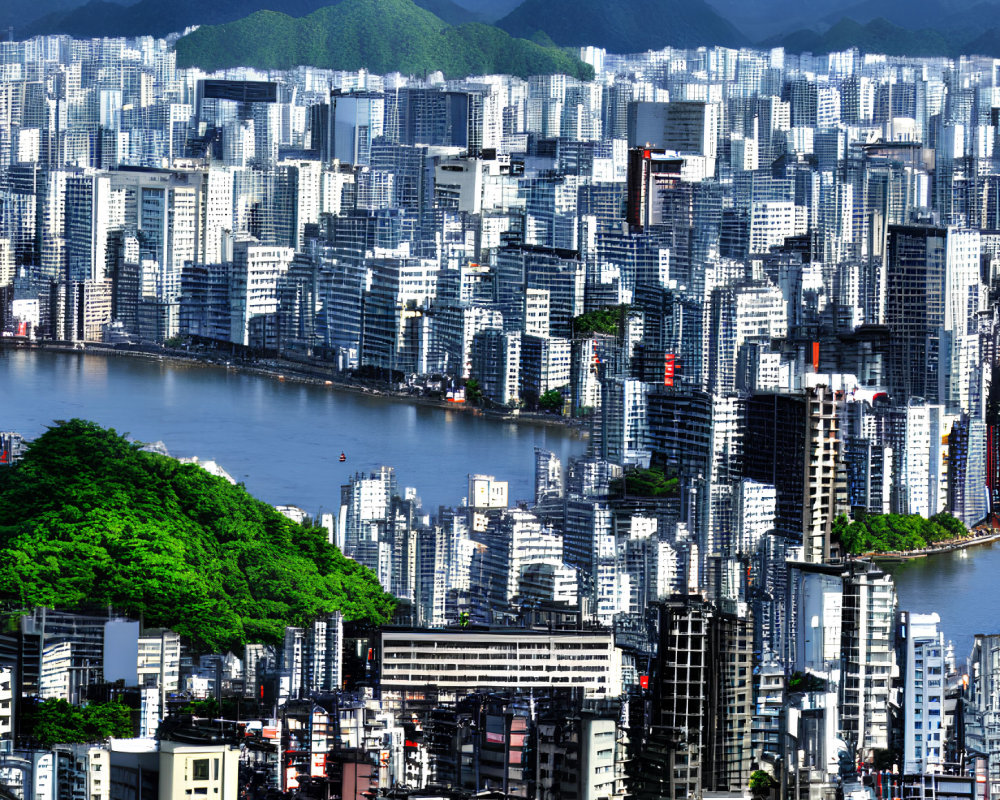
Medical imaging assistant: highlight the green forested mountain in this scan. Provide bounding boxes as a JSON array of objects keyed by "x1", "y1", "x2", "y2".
[
  {"x1": 0, "y1": 419, "x2": 394, "y2": 653},
  {"x1": 172, "y1": 0, "x2": 593, "y2": 79},
  {"x1": 21, "y1": 0, "x2": 1000, "y2": 66},
  {"x1": 496, "y1": 0, "x2": 746, "y2": 53},
  {"x1": 23, "y1": 0, "x2": 479, "y2": 38}
]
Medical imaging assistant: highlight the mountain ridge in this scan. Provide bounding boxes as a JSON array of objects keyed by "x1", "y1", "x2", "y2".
[
  {"x1": 172, "y1": 0, "x2": 594, "y2": 80},
  {"x1": 497, "y1": 0, "x2": 746, "y2": 52},
  {"x1": 23, "y1": 0, "x2": 479, "y2": 38},
  {"x1": 19, "y1": 0, "x2": 1000, "y2": 69},
  {"x1": 766, "y1": 14, "x2": 1000, "y2": 57}
]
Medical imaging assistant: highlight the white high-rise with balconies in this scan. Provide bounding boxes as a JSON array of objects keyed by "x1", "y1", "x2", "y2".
[{"x1": 902, "y1": 612, "x2": 946, "y2": 774}]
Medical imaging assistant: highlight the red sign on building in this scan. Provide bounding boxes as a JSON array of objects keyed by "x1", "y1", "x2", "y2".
[{"x1": 663, "y1": 354, "x2": 675, "y2": 387}]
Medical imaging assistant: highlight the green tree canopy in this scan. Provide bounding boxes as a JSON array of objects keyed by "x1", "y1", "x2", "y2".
[
  {"x1": 0, "y1": 420, "x2": 394, "y2": 652},
  {"x1": 572, "y1": 305, "x2": 628, "y2": 337},
  {"x1": 22, "y1": 699, "x2": 132, "y2": 747},
  {"x1": 833, "y1": 511, "x2": 969, "y2": 555},
  {"x1": 464, "y1": 378, "x2": 483, "y2": 406},
  {"x1": 610, "y1": 466, "x2": 679, "y2": 498},
  {"x1": 749, "y1": 770, "x2": 776, "y2": 797},
  {"x1": 538, "y1": 389, "x2": 563, "y2": 414}
]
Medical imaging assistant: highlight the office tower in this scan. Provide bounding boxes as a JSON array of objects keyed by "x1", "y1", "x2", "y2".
[
  {"x1": 707, "y1": 282, "x2": 786, "y2": 394},
  {"x1": 633, "y1": 283, "x2": 704, "y2": 388},
  {"x1": 744, "y1": 386, "x2": 843, "y2": 564},
  {"x1": 304, "y1": 613, "x2": 343, "y2": 694},
  {"x1": 748, "y1": 200, "x2": 806, "y2": 255},
  {"x1": 369, "y1": 141, "x2": 439, "y2": 256},
  {"x1": 967, "y1": 633, "x2": 1000, "y2": 800},
  {"x1": 415, "y1": 525, "x2": 449, "y2": 627},
  {"x1": 379, "y1": 628, "x2": 621, "y2": 699},
  {"x1": 841, "y1": 397, "x2": 894, "y2": 516},
  {"x1": 625, "y1": 148, "x2": 684, "y2": 232},
  {"x1": 203, "y1": 167, "x2": 234, "y2": 266},
  {"x1": 321, "y1": 212, "x2": 376, "y2": 368},
  {"x1": 638, "y1": 597, "x2": 752, "y2": 800},
  {"x1": 397, "y1": 88, "x2": 479, "y2": 150},
  {"x1": 520, "y1": 334, "x2": 571, "y2": 405},
  {"x1": 273, "y1": 159, "x2": 322, "y2": 251},
  {"x1": 318, "y1": 91, "x2": 385, "y2": 166},
  {"x1": 339, "y1": 467, "x2": 398, "y2": 589},
  {"x1": 360, "y1": 256, "x2": 437, "y2": 375},
  {"x1": 495, "y1": 244, "x2": 585, "y2": 338},
  {"x1": 65, "y1": 171, "x2": 118, "y2": 284},
  {"x1": 106, "y1": 229, "x2": 142, "y2": 337},
  {"x1": 840, "y1": 562, "x2": 896, "y2": 758},
  {"x1": 522, "y1": 174, "x2": 580, "y2": 251},
  {"x1": 0, "y1": 609, "x2": 125, "y2": 705},
  {"x1": 886, "y1": 224, "x2": 947, "y2": 405},
  {"x1": 110, "y1": 168, "x2": 212, "y2": 304},
  {"x1": 943, "y1": 227, "x2": 984, "y2": 413},
  {"x1": 784, "y1": 77, "x2": 818, "y2": 127},
  {"x1": 595, "y1": 229, "x2": 670, "y2": 300},
  {"x1": 901, "y1": 401, "x2": 949, "y2": 518},
  {"x1": 136, "y1": 629, "x2": 182, "y2": 737},
  {"x1": 229, "y1": 239, "x2": 294, "y2": 348},
  {"x1": 901, "y1": 612, "x2": 946, "y2": 774},
  {"x1": 596, "y1": 377, "x2": 649, "y2": 467},
  {"x1": 626, "y1": 101, "x2": 719, "y2": 159},
  {"x1": 39, "y1": 168, "x2": 68, "y2": 281},
  {"x1": 179, "y1": 261, "x2": 230, "y2": 342},
  {"x1": 948, "y1": 414, "x2": 988, "y2": 527},
  {"x1": 647, "y1": 386, "x2": 712, "y2": 497},
  {"x1": 471, "y1": 328, "x2": 521, "y2": 407}
]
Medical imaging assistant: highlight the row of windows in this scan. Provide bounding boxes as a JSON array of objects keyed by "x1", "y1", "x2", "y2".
[
  {"x1": 384, "y1": 674, "x2": 608, "y2": 684},
  {"x1": 384, "y1": 664, "x2": 609, "y2": 675}
]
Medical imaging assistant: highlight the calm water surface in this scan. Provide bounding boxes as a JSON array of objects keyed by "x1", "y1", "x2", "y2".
[
  {"x1": 889, "y1": 541, "x2": 1000, "y2": 662},
  {"x1": 0, "y1": 350, "x2": 587, "y2": 514}
]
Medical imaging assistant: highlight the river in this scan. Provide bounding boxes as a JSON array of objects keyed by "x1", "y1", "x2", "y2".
[
  {"x1": 0, "y1": 349, "x2": 587, "y2": 514},
  {"x1": 888, "y1": 541, "x2": 1000, "y2": 663},
  {"x1": 7, "y1": 349, "x2": 990, "y2": 656}
]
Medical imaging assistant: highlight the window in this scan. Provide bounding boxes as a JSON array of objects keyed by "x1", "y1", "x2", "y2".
[{"x1": 192, "y1": 759, "x2": 210, "y2": 781}]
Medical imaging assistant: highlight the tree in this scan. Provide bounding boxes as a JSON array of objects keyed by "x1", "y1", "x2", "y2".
[
  {"x1": 610, "y1": 466, "x2": 679, "y2": 498},
  {"x1": 572, "y1": 305, "x2": 628, "y2": 337},
  {"x1": 832, "y1": 510, "x2": 969, "y2": 555},
  {"x1": 23, "y1": 699, "x2": 132, "y2": 746},
  {"x1": 538, "y1": 389, "x2": 563, "y2": 414},
  {"x1": 749, "y1": 770, "x2": 775, "y2": 798},
  {"x1": 788, "y1": 671, "x2": 826, "y2": 693},
  {"x1": 464, "y1": 378, "x2": 483, "y2": 406}
]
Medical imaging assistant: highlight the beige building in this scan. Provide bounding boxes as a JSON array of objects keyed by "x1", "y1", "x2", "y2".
[{"x1": 158, "y1": 740, "x2": 240, "y2": 800}]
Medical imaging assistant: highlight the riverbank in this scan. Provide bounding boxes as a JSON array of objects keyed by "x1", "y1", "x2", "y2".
[
  {"x1": 1, "y1": 339, "x2": 590, "y2": 438},
  {"x1": 870, "y1": 529, "x2": 1000, "y2": 563}
]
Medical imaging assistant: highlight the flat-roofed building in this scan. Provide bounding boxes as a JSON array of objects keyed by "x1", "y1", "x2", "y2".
[{"x1": 379, "y1": 628, "x2": 622, "y2": 700}]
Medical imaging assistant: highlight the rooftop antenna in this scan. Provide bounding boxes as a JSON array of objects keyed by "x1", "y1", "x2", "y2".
[{"x1": 7, "y1": 27, "x2": 13, "y2": 44}]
